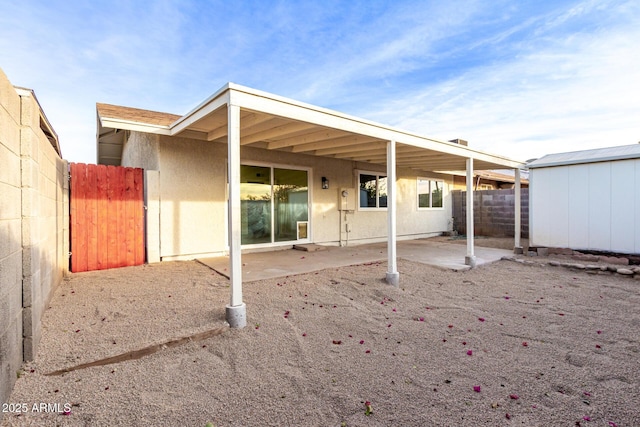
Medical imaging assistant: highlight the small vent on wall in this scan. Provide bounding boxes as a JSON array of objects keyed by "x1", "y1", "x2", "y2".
[{"x1": 449, "y1": 138, "x2": 468, "y2": 146}]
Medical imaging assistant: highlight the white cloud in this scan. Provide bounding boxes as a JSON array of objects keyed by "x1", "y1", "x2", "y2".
[
  {"x1": 362, "y1": 0, "x2": 640, "y2": 161},
  {"x1": 2, "y1": 0, "x2": 638, "y2": 164}
]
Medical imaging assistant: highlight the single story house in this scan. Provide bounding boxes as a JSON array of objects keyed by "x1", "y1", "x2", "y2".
[
  {"x1": 96, "y1": 83, "x2": 525, "y2": 326},
  {"x1": 528, "y1": 144, "x2": 640, "y2": 255}
]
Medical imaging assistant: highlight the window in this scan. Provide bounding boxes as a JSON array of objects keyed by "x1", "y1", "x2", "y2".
[
  {"x1": 240, "y1": 165, "x2": 309, "y2": 245},
  {"x1": 359, "y1": 173, "x2": 387, "y2": 209},
  {"x1": 418, "y1": 179, "x2": 444, "y2": 209}
]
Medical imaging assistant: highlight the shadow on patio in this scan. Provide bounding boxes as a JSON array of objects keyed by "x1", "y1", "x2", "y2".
[{"x1": 198, "y1": 238, "x2": 514, "y2": 282}]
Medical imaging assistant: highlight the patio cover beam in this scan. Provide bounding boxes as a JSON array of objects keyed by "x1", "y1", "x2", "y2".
[
  {"x1": 386, "y1": 140, "x2": 399, "y2": 286},
  {"x1": 465, "y1": 158, "x2": 476, "y2": 267},
  {"x1": 226, "y1": 103, "x2": 246, "y2": 328},
  {"x1": 514, "y1": 169, "x2": 522, "y2": 252}
]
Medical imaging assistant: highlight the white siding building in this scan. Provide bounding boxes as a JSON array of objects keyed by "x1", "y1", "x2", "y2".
[{"x1": 528, "y1": 144, "x2": 640, "y2": 255}]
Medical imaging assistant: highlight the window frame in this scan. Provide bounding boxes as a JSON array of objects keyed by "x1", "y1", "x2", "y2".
[
  {"x1": 357, "y1": 171, "x2": 388, "y2": 211},
  {"x1": 417, "y1": 178, "x2": 445, "y2": 210}
]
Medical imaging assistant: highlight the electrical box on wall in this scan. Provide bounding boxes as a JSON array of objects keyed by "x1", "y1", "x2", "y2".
[{"x1": 339, "y1": 188, "x2": 356, "y2": 211}]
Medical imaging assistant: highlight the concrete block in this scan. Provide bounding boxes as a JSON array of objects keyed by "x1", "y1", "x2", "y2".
[
  {"x1": 20, "y1": 187, "x2": 38, "y2": 219},
  {"x1": 548, "y1": 247, "x2": 574, "y2": 255},
  {"x1": 21, "y1": 273, "x2": 38, "y2": 307},
  {"x1": 20, "y1": 128, "x2": 39, "y2": 161},
  {"x1": 22, "y1": 307, "x2": 35, "y2": 337},
  {"x1": 23, "y1": 336, "x2": 36, "y2": 362},
  {"x1": 19, "y1": 157, "x2": 37, "y2": 189},
  {"x1": 0, "y1": 109, "x2": 21, "y2": 159},
  {"x1": 19, "y1": 94, "x2": 40, "y2": 130},
  {"x1": 537, "y1": 247, "x2": 549, "y2": 257},
  {"x1": 0, "y1": 69, "x2": 21, "y2": 120},
  {"x1": 0, "y1": 219, "x2": 21, "y2": 260},
  {"x1": 0, "y1": 279, "x2": 21, "y2": 336},
  {"x1": 0, "y1": 251, "x2": 21, "y2": 295},
  {"x1": 0, "y1": 182, "x2": 21, "y2": 221},
  {"x1": 0, "y1": 316, "x2": 22, "y2": 405},
  {"x1": 22, "y1": 246, "x2": 37, "y2": 278},
  {"x1": 0, "y1": 143, "x2": 21, "y2": 187}
]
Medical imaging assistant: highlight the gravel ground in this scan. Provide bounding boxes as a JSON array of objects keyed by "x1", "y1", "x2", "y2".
[{"x1": 2, "y1": 242, "x2": 639, "y2": 426}]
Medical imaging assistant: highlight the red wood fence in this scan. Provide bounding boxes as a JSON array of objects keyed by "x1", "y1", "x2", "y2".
[{"x1": 70, "y1": 163, "x2": 145, "y2": 272}]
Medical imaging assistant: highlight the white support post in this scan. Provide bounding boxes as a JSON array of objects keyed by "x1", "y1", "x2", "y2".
[
  {"x1": 226, "y1": 103, "x2": 246, "y2": 328},
  {"x1": 465, "y1": 158, "x2": 476, "y2": 267},
  {"x1": 514, "y1": 168, "x2": 523, "y2": 254},
  {"x1": 386, "y1": 140, "x2": 399, "y2": 286}
]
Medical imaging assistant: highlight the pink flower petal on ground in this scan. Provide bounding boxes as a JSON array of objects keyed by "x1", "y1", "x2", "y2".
[
  {"x1": 478, "y1": 317, "x2": 485, "y2": 322},
  {"x1": 505, "y1": 413, "x2": 511, "y2": 420},
  {"x1": 348, "y1": 334, "x2": 353, "y2": 338},
  {"x1": 442, "y1": 339, "x2": 447, "y2": 342},
  {"x1": 509, "y1": 394, "x2": 519, "y2": 400},
  {"x1": 583, "y1": 416, "x2": 591, "y2": 421},
  {"x1": 595, "y1": 344, "x2": 601, "y2": 349},
  {"x1": 387, "y1": 324, "x2": 392, "y2": 328},
  {"x1": 392, "y1": 308, "x2": 397, "y2": 312},
  {"x1": 597, "y1": 330, "x2": 602, "y2": 334},
  {"x1": 359, "y1": 340, "x2": 365, "y2": 345},
  {"x1": 467, "y1": 350, "x2": 473, "y2": 356},
  {"x1": 332, "y1": 340, "x2": 342, "y2": 345},
  {"x1": 504, "y1": 296, "x2": 510, "y2": 300},
  {"x1": 558, "y1": 313, "x2": 565, "y2": 316},
  {"x1": 608, "y1": 422, "x2": 618, "y2": 427},
  {"x1": 583, "y1": 391, "x2": 591, "y2": 397},
  {"x1": 302, "y1": 333, "x2": 307, "y2": 337},
  {"x1": 522, "y1": 342, "x2": 528, "y2": 347},
  {"x1": 365, "y1": 349, "x2": 371, "y2": 354},
  {"x1": 448, "y1": 324, "x2": 454, "y2": 328},
  {"x1": 462, "y1": 341, "x2": 467, "y2": 345},
  {"x1": 473, "y1": 385, "x2": 481, "y2": 393},
  {"x1": 419, "y1": 317, "x2": 425, "y2": 322}
]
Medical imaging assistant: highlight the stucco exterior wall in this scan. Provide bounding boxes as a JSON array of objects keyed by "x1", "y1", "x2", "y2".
[
  {"x1": 147, "y1": 134, "x2": 453, "y2": 259},
  {"x1": 530, "y1": 160, "x2": 640, "y2": 254},
  {"x1": 0, "y1": 69, "x2": 68, "y2": 408},
  {"x1": 157, "y1": 136, "x2": 227, "y2": 259},
  {"x1": 121, "y1": 131, "x2": 160, "y2": 170}
]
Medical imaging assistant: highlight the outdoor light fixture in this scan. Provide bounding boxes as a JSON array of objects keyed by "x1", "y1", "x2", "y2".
[{"x1": 322, "y1": 176, "x2": 329, "y2": 189}]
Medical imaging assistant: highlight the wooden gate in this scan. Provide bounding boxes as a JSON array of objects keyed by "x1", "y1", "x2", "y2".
[{"x1": 70, "y1": 163, "x2": 145, "y2": 272}]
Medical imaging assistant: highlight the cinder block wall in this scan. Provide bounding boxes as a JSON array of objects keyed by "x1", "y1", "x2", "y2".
[
  {"x1": 0, "y1": 69, "x2": 68, "y2": 407},
  {"x1": 452, "y1": 188, "x2": 529, "y2": 238}
]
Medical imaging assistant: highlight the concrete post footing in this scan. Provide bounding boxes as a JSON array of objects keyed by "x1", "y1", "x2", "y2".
[
  {"x1": 513, "y1": 246, "x2": 524, "y2": 255},
  {"x1": 386, "y1": 272, "x2": 400, "y2": 286},
  {"x1": 465, "y1": 255, "x2": 477, "y2": 268},
  {"x1": 225, "y1": 303, "x2": 247, "y2": 328}
]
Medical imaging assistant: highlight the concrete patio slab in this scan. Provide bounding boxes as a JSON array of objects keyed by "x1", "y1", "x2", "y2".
[{"x1": 197, "y1": 238, "x2": 512, "y2": 282}]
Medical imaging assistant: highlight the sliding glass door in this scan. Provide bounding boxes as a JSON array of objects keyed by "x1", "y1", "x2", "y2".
[{"x1": 240, "y1": 165, "x2": 309, "y2": 245}]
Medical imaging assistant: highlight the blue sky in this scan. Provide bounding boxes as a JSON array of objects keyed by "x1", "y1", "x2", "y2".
[{"x1": 1, "y1": 0, "x2": 639, "y2": 164}]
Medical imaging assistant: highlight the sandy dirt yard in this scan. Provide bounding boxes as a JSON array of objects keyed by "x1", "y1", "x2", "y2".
[{"x1": 2, "y1": 244, "x2": 639, "y2": 426}]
